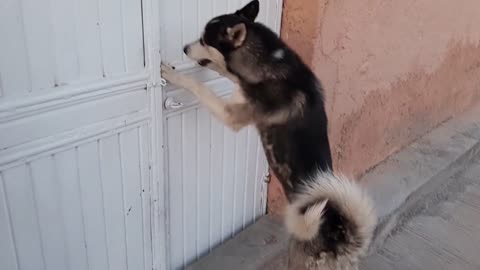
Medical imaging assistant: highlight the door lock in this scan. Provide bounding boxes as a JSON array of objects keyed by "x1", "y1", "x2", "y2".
[{"x1": 164, "y1": 97, "x2": 184, "y2": 110}]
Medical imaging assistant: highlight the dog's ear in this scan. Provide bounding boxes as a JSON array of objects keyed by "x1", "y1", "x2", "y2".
[
  {"x1": 226, "y1": 23, "x2": 247, "y2": 47},
  {"x1": 235, "y1": 0, "x2": 259, "y2": 22}
]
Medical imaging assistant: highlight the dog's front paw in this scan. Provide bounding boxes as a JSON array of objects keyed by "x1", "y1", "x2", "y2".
[
  {"x1": 161, "y1": 63, "x2": 195, "y2": 90},
  {"x1": 161, "y1": 64, "x2": 181, "y2": 84}
]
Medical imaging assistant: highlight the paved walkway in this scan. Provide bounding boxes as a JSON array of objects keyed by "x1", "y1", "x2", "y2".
[{"x1": 362, "y1": 160, "x2": 480, "y2": 270}]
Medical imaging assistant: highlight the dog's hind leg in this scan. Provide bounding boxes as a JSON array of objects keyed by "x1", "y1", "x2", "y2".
[{"x1": 161, "y1": 64, "x2": 253, "y2": 131}]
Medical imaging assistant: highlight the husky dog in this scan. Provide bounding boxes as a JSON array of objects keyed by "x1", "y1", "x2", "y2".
[{"x1": 161, "y1": 1, "x2": 376, "y2": 269}]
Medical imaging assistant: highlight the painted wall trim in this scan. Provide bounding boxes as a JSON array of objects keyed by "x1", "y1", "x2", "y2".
[
  {"x1": 0, "y1": 113, "x2": 150, "y2": 170},
  {"x1": 0, "y1": 73, "x2": 148, "y2": 122}
]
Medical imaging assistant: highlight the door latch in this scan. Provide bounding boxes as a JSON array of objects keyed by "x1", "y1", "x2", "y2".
[{"x1": 164, "y1": 97, "x2": 184, "y2": 110}]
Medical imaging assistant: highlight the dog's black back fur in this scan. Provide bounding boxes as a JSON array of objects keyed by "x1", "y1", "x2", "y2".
[
  {"x1": 252, "y1": 72, "x2": 333, "y2": 198},
  {"x1": 205, "y1": 15, "x2": 333, "y2": 199}
]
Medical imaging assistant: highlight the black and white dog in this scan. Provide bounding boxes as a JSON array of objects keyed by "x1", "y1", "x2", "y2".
[{"x1": 162, "y1": 1, "x2": 376, "y2": 269}]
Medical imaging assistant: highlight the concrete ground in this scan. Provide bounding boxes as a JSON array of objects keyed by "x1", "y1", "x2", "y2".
[{"x1": 362, "y1": 160, "x2": 480, "y2": 270}]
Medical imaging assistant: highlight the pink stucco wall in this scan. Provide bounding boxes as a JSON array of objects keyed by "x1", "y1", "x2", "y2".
[{"x1": 268, "y1": 0, "x2": 480, "y2": 214}]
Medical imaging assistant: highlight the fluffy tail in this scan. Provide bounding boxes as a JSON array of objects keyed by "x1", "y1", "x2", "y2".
[{"x1": 285, "y1": 172, "x2": 376, "y2": 259}]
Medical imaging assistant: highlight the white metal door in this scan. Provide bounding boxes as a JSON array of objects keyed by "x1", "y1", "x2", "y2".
[
  {"x1": 0, "y1": 0, "x2": 163, "y2": 270},
  {"x1": 159, "y1": 0, "x2": 283, "y2": 268}
]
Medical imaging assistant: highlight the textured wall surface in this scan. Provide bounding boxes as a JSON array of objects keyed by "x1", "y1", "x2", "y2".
[{"x1": 268, "y1": 0, "x2": 480, "y2": 214}]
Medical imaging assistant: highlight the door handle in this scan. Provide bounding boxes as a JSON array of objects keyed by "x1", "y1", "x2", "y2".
[{"x1": 164, "y1": 97, "x2": 184, "y2": 110}]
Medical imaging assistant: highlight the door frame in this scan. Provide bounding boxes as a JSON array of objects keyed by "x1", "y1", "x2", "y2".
[{"x1": 142, "y1": 0, "x2": 168, "y2": 269}]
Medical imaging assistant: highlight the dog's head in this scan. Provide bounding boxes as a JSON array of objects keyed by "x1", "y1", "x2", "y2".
[{"x1": 183, "y1": 0, "x2": 287, "y2": 84}]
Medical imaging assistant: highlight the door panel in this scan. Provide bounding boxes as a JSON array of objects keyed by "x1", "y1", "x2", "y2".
[
  {"x1": 0, "y1": 0, "x2": 155, "y2": 270},
  {"x1": 160, "y1": 2, "x2": 282, "y2": 267},
  {"x1": 165, "y1": 108, "x2": 268, "y2": 268},
  {"x1": 0, "y1": 126, "x2": 152, "y2": 270},
  {"x1": 0, "y1": 0, "x2": 145, "y2": 99}
]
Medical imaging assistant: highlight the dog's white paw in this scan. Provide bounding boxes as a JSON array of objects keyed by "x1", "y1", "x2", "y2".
[
  {"x1": 160, "y1": 63, "x2": 175, "y2": 73},
  {"x1": 161, "y1": 64, "x2": 180, "y2": 83},
  {"x1": 161, "y1": 63, "x2": 198, "y2": 91}
]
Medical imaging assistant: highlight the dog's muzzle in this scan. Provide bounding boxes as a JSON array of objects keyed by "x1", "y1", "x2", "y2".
[{"x1": 183, "y1": 44, "x2": 211, "y2": 66}]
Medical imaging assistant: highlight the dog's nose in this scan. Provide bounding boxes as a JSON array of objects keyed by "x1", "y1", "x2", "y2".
[{"x1": 183, "y1": 45, "x2": 189, "y2": 55}]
